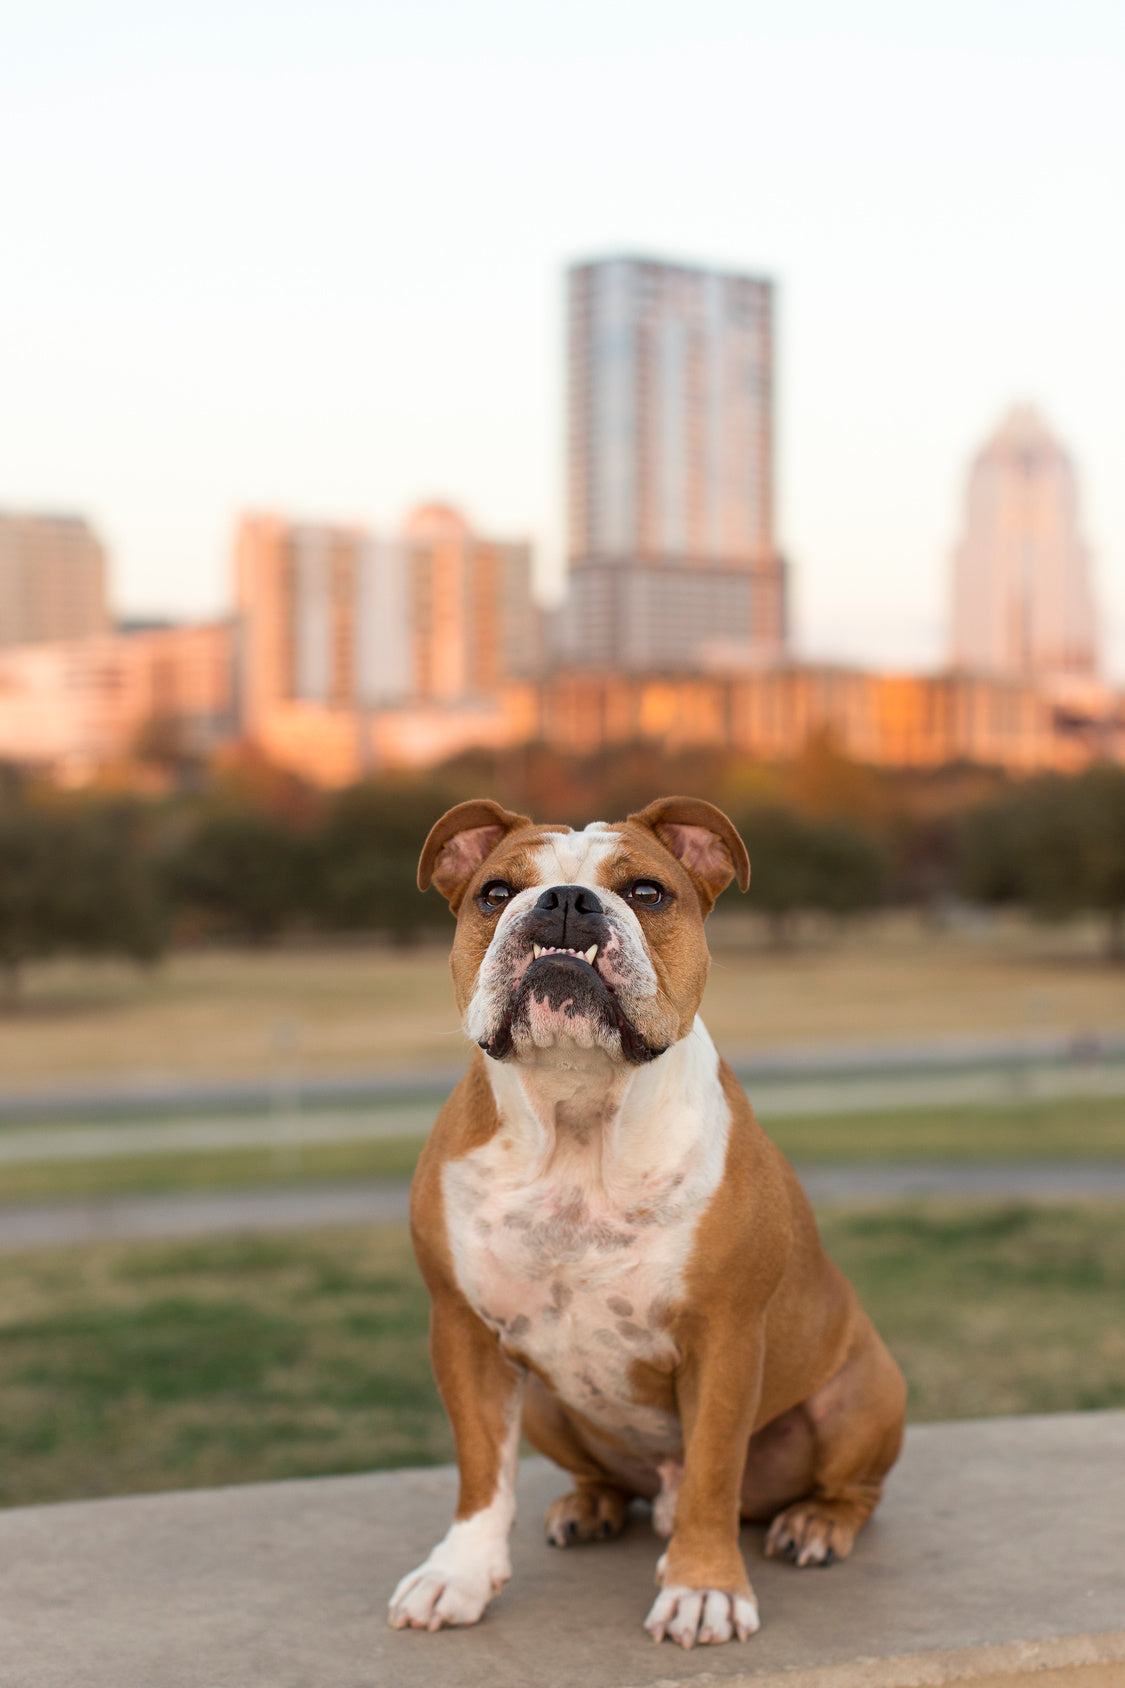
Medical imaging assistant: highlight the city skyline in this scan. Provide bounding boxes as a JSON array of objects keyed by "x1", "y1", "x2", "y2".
[
  {"x1": 5, "y1": 389, "x2": 1111, "y2": 688},
  {"x1": 2, "y1": 2, "x2": 1122, "y2": 675},
  {"x1": 0, "y1": 481, "x2": 1118, "y2": 784}
]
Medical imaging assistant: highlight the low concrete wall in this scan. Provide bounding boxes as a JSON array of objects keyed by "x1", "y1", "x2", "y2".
[{"x1": 1, "y1": 1412, "x2": 1122, "y2": 1688}]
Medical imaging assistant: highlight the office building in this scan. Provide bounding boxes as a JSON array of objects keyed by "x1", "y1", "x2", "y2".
[
  {"x1": 403, "y1": 504, "x2": 541, "y2": 702},
  {"x1": 0, "y1": 513, "x2": 109, "y2": 647},
  {"x1": 234, "y1": 516, "x2": 410, "y2": 734},
  {"x1": 951, "y1": 407, "x2": 1098, "y2": 683},
  {"x1": 234, "y1": 507, "x2": 541, "y2": 780},
  {"x1": 562, "y1": 255, "x2": 786, "y2": 670}
]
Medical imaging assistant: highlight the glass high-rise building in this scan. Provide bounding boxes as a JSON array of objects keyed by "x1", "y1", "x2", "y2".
[
  {"x1": 951, "y1": 407, "x2": 1098, "y2": 683},
  {"x1": 562, "y1": 255, "x2": 786, "y2": 671}
]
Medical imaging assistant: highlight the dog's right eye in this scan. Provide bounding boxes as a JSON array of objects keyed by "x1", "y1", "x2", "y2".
[
  {"x1": 627, "y1": 879, "x2": 667, "y2": 907},
  {"x1": 478, "y1": 880, "x2": 515, "y2": 912}
]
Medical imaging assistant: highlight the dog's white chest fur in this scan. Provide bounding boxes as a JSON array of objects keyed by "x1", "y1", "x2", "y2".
[{"x1": 442, "y1": 1023, "x2": 731, "y2": 1453}]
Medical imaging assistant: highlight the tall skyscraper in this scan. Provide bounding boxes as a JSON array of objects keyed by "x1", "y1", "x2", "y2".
[
  {"x1": 951, "y1": 407, "x2": 1098, "y2": 682},
  {"x1": 562, "y1": 255, "x2": 786, "y2": 671},
  {"x1": 0, "y1": 513, "x2": 109, "y2": 647},
  {"x1": 234, "y1": 507, "x2": 540, "y2": 735}
]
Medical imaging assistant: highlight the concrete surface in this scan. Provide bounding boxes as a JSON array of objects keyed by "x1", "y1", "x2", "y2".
[
  {"x1": 0, "y1": 1179, "x2": 413, "y2": 1251},
  {"x1": 0, "y1": 1103, "x2": 439, "y2": 1164},
  {"x1": 6, "y1": 1161, "x2": 1125, "y2": 1251},
  {"x1": 796, "y1": 1161, "x2": 1125, "y2": 1204},
  {"x1": 1, "y1": 1413, "x2": 1122, "y2": 1688}
]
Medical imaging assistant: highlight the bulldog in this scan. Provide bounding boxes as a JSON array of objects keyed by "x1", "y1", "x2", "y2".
[{"x1": 388, "y1": 796, "x2": 906, "y2": 1649}]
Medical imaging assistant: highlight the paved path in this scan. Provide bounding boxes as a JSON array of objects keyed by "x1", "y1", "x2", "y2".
[
  {"x1": 0, "y1": 1181, "x2": 414, "y2": 1251},
  {"x1": 0, "y1": 1102, "x2": 439, "y2": 1164},
  {"x1": 4, "y1": 1162, "x2": 1125, "y2": 1251},
  {"x1": 797, "y1": 1161, "x2": 1125, "y2": 1203}
]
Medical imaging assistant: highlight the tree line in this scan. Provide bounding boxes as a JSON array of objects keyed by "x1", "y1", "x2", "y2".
[{"x1": 2, "y1": 747, "x2": 1124, "y2": 1000}]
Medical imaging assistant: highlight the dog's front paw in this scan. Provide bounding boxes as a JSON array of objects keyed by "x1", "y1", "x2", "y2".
[
  {"x1": 388, "y1": 1552, "x2": 506, "y2": 1631},
  {"x1": 644, "y1": 1584, "x2": 760, "y2": 1648}
]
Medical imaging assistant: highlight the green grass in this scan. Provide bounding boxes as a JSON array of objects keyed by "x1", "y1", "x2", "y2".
[
  {"x1": 0, "y1": 1134, "x2": 425, "y2": 1204},
  {"x1": 820, "y1": 1204, "x2": 1125, "y2": 1421},
  {"x1": 2, "y1": 1093, "x2": 1124, "y2": 1206},
  {"x1": 0, "y1": 1226, "x2": 449, "y2": 1508},
  {"x1": 1, "y1": 1205, "x2": 1122, "y2": 1510},
  {"x1": 765, "y1": 1092, "x2": 1125, "y2": 1163}
]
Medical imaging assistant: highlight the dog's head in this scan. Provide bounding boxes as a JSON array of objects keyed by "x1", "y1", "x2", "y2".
[{"x1": 418, "y1": 797, "x2": 750, "y2": 1066}]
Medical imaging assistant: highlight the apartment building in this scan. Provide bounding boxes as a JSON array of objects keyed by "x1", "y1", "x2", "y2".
[
  {"x1": 233, "y1": 507, "x2": 542, "y2": 782},
  {"x1": 561, "y1": 255, "x2": 786, "y2": 670},
  {"x1": 0, "y1": 512, "x2": 109, "y2": 647}
]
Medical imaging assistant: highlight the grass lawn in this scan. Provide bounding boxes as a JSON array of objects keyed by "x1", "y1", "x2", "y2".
[
  {"x1": 766, "y1": 1093, "x2": 1125, "y2": 1164},
  {"x1": 0, "y1": 914, "x2": 1123, "y2": 1095},
  {"x1": 3, "y1": 1094, "x2": 1125, "y2": 1206},
  {"x1": 0, "y1": 1134, "x2": 425, "y2": 1205},
  {"x1": 1, "y1": 1205, "x2": 1122, "y2": 1510}
]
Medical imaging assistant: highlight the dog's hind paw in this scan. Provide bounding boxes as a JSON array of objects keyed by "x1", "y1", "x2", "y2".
[
  {"x1": 545, "y1": 1483, "x2": 628, "y2": 1546},
  {"x1": 765, "y1": 1499, "x2": 856, "y2": 1567},
  {"x1": 644, "y1": 1585, "x2": 760, "y2": 1648}
]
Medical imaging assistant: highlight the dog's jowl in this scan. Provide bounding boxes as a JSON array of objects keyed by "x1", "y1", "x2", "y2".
[{"x1": 388, "y1": 796, "x2": 906, "y2": 1649}]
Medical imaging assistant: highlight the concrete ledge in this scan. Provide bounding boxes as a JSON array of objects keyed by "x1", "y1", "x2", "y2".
[{"x1": 1, "y1": 1412, "x2": 1122, "y2": 1688}]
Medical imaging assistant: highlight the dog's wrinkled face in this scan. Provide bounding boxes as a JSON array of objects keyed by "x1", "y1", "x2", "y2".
[{"x1": 418, "y1": 798, "x2": 750, "y2": 1068}]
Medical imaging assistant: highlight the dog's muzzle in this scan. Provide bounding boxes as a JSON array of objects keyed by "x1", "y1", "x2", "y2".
[{"x1": 478, "y1": 884, "x2": 664, "y2": 1066}]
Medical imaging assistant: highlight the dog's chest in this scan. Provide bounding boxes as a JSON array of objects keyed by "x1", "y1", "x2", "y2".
[{"x1": 443, "y1": 1145, "x2": 698, "y2": 1451}]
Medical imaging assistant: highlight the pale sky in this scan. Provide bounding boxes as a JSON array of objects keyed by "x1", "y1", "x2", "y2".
[{"x1": 2, "y1": 0, "x2": 1123, "y2": 674}]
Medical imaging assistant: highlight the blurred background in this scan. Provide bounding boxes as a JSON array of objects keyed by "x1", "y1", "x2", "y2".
[{"x1": 0, "y1": 0, "x2": 1123, "y2": 1510}]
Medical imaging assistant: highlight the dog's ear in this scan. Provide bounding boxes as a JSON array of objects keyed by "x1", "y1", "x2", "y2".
[
  {"x1": 418, "y1": 799, "x2": 532, "y2": 910},
  {"x1": 628, "y1": 796, "x2": 750, "y2": 915}
]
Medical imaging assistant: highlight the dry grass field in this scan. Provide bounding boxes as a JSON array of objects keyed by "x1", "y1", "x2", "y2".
[
  {"x1": 0, "y1": 914, "x2": 1122, "y2": 1095},
  {"x1": 1, "y1": 1205, "x2": 1122, "y2": 1509}
]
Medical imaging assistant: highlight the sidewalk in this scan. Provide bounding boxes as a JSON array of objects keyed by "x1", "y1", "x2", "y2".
[
  {"x1": 1, "y1": 1413, "x2": 1122, "y2": 1687},
  {"x1": 4, "y1": 1162, "x2": 1125, "y2": 1250}
]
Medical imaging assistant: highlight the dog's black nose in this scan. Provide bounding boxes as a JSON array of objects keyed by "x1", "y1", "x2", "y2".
[
  {"x1": 535, "y1": 885, "x2": 604, "y2": 917},
  {"x1": 527, "y1": 884, "x2": 608, "y2": 954}
]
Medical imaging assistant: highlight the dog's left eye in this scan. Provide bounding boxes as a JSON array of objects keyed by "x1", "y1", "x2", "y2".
[
  {"x1": 478, "y1": 880, "x2": 515, "y2": 911},
  {"x1": 627, "y1": 879, "x2": 666, "y2": 907}
]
